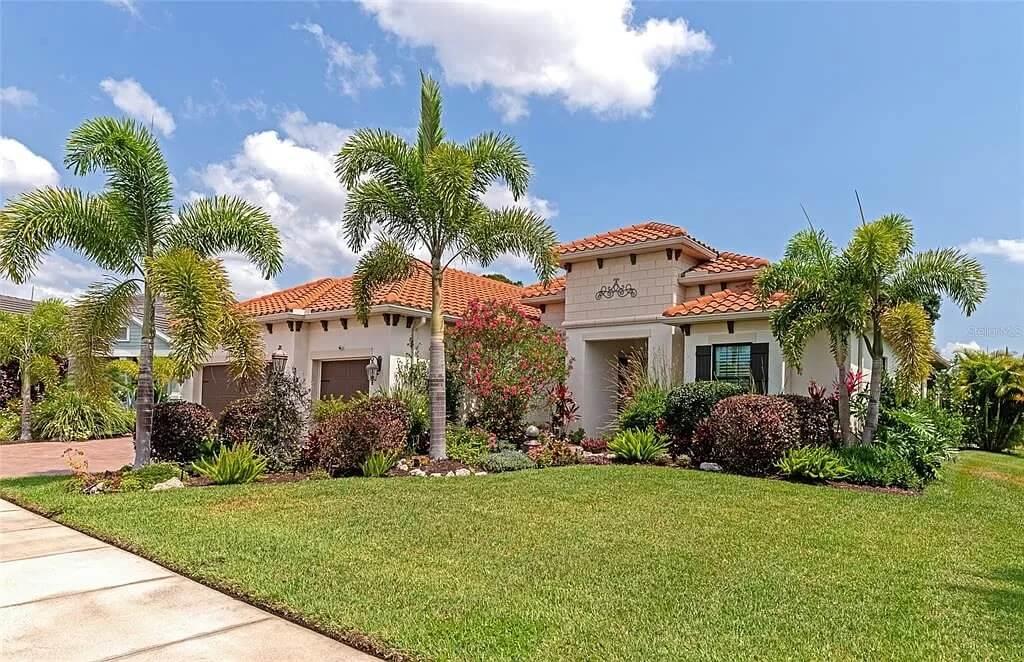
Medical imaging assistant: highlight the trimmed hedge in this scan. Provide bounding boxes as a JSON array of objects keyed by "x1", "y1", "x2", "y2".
[
  {"x1": 779, "y1": 394, "x2": 838, "y2": 447},
  {"x1": 303, "y1": 396, "x2": 410, "y2": 475},
  {"x1": 663, "y1": 381, "x2": 744, "y2": 453},
  {"x1": 704, "y1": 395, "x2": 800, "y2": 476},
  {"x1": 152, "y1": 401, "x2": 217, "y2": 464}
]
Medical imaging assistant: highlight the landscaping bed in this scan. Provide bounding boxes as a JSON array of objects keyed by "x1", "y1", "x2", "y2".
[{"x1": 2, "y1": 451, "x2": 1021, "y2": 661}]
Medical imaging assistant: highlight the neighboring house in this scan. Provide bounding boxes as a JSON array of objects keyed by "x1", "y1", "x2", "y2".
[
  {"x1": 0, "y1": 294, "x2": 37, "y2": 315},
  {"x1": 182, "y1": 222, "x2": 890, "y2": 431},
  {"x1": 109, "y1": 297, "x2": 174, "y2": 360}
]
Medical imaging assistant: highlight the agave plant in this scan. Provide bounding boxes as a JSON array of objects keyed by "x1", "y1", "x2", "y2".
[
  {"x1": 608, "y1": 428, "x2": 668, "y2": 463},
  {"x1": 191, "y1": 443, "x2": 267, "y2": 485}
]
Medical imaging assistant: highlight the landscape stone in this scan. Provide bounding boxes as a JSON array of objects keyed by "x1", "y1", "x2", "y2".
[
  {"x1": 150, "y1": 477, "x2": 184, "y2": 491},
  {"x1": 699, "y1": 462, "x2": 723, "y2": 472}
]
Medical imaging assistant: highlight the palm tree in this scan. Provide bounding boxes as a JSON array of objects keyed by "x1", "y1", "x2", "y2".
[
  {"x1": 845, "y1": 213, "x2": 985, "y2": 443},
  {"x1": 0, "y1": 117, "x2": 283, "y2": 466},
  {"x1": 755, "y1": 227, "x2": 866, "y2": 444},
  {"x1": 335, "y1": 73, "x2": 558, "y2": 458},
  {"x1": 0, "y1": 299, "x2": 70, "y2": 440}
]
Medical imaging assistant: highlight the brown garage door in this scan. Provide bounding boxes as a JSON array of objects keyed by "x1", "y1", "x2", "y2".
[
  {"x1": 319, "y1": 360, "x2": 369, "y2": 400},
  {"x1": 201, "y1": 365, "x2": 249, "y2": 418}
]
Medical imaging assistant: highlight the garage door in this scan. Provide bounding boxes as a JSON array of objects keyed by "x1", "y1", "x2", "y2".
[
  {"x1": 319, "y1": 360, "x2": 369, "y2": 400},
  {"x1": 201, "y1": 365, "x2": 249, "y2": 418}
]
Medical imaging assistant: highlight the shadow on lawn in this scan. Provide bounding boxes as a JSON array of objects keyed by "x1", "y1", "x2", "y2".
[{"x1": 950, "y1": 566, "x2": 1024, "y2": 651}]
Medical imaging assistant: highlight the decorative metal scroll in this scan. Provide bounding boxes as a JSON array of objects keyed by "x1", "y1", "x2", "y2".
[{"x1": 595, "y1": 278, "x2": 638, "y2": 301}]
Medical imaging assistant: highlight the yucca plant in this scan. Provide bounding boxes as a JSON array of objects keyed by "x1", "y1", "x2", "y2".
[
  {"x1": 608, "y1": 428, "x2": 668, "y2": 463},
  {"x1": 360, "y1": 450, "x2": 402, "y2": 478},
  {"x1": 0, "y1": 117, "x2": 282, "y2": 466},
  {"x1": 191, "y1": 443, "x2": 267, "y2": 485}
]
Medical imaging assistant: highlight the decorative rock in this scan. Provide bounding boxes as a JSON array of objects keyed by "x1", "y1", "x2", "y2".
[
  {"x1": 150, "y1": 477, "x2": 185, "y2": 491},
  {"x1": 396, "y1": 461, "x2": 410, "y2": 472},
  {"x1": 474, "y1": 471, "x2": 488, "y2": 476},
  {"x1": 86, "y1": 481, "x2": 107, "y2": 494},
  {"x1": 699, "y1": 462, "x2": 723, "y2": 472},
  {"x1": 430, "y1": 472, "x2": 444, "y2": 478},
  {"x1": 445, "y1": 471, "x2": 456, "y2": 477},
  {"x1": 454, "y1": 468, "x2": 472, "y2": 477},
  {"x1": 408, "y1": 468, "x2": 427, "y2": 477}
]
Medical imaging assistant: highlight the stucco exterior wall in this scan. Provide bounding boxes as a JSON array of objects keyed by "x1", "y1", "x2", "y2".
[
  {"x1": 682, "y1": 318, "x2": 787, "y2": 394},
  {"x1": 538, "y1": 301, "x2": 565, "y2": 328}
]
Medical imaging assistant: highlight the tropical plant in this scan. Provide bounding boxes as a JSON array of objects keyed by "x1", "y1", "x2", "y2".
[
  {"x1": 617, "y1": 383, "x2": 668, "y2": 432},
  {"x1": 334, "y1": 72, "x2": 559, "y2": 458},
  {"x1": 218, "y1": 369, "x2": 310, "y2": 472},
  {"x1": 703, "y1": 395, "x2": 800, "y2": 476},
  {"x1": 449, "y1": 299, "x2": 569, "y2": 443},
  {"x1": 835, "y1": 444, "x2": 922, "y2": 489},
  {"x1": 192, "y1": 443, "x2": 267, "y2": 485},
  {"x1": 528, "y1": 435, "x2": 581, "y2": 467},
  {"x1": 608, "y1": 428, "x2": 669, "y2": 463},
  {"x1": 31, "y1": 384, "x2": 135, "y2": 441},
  {"x1": 0, "y1": 299, "x2": 70, "y2": 440},
  {"x1": 777, "y1": 447, "x2": 850, "y2": 482},
  {"x1": 106, "y1": 356, "x2": 177, "y2": 406},
  {"x1": 881, "y1": 406, "x2": 959, "y2": 481},
  {"x1": 360, "y1": 450, "x2": 401, "y2": 477},
  {"x1": 0, "y1": 117, "x2": 283, "y2": 466},
  {"x1": 663, "y1": 381, "x2": 744, "y2": 446},
  {"x1": 151, "y1": 401, "x2": 217, "y2": 464},
  {"x1": 303, "y1": 396, "x2": 410, "y2": 475},
  {"x1": 445, "y1": 426, "x2": 495, "y2": 464},
  {"x1": 478, "y1": 450, "x2": 536, "y2": 473},
  {"x1": 953, "y1": 350, "x2": 1024, "y2": 452}
]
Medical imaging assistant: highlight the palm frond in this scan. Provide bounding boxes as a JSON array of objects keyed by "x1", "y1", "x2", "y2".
[
  {"x1": 460, "y1": 205, "x2": 558, "y2": 282},
  {"x1": 335, "y1": 128, "x2": 420, "y2": 192},
  {"x1": 889, "y1": 248, "x2": 987, "y2": 316},
  {"x1": 880, "y1": 301, "x2": 933, "y2": 386},
  {"x1": 465, "y1": 132, "x2": 531, "y2": 198},
  {"x1": 425, "y1": 142, "x2": 475, "y2": 225},
  {"x1": 168, "y1": 195, "x2": 283, "y2": 278},
  {"x1": 0, "y1": 188, "x2": 138, "y2": 279},
  {"x1": 416, "y1": 71, "x2": 445, "y2": 162},
  {"x1": 70, "y1": 277, "x2": 139, "y2": 392},
  {"x1": 217, "y1": 303, "x2": 267, "y2": 384},
  {"x1": 342, "y1": 179, "x2": 421, "y2": 253},
  {"x1": 847, "y1": 213, "x2": 914, "y2": 277},
  {"x1": 352, "y1": 240, "x2": 415, "y2": 322}
]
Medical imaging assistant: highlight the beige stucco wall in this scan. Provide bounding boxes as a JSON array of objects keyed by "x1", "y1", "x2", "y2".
[
  {"x1": 538, "y1": 301, "x2": 565, "y2": 328},
  {"x1": 682, "y1": 318, "x2": 787, "y2": 394},
  {"x1": 564, "y1": 250, "x2": 699, "y2": 323}
]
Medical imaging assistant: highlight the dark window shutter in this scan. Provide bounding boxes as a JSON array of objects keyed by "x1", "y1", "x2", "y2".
[
  {"x1": 695, "y1": 345, "x2": 712, "y2": 381},
  {"x1": 750, "y1": 343, "x2": 769, "y2": 393}
]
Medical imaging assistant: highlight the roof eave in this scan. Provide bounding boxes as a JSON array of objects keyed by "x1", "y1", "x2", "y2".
[
  {"x1": 679, "y1": 268, "x2": 763, "y2": 285},
  {"x1": 661, "y1": 309, "x2": 773, "y2": 324},
  {"x1": 558, "y1": 236, "x2": 715, "y2": 264}
]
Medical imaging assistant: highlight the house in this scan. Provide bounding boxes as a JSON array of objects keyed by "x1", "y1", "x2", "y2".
[
  {"x1": 0, "y1": 294, "x2": 37, "y2": 315},
  {"x1": 182, "y1": 222, "x2": 880, "y2": 431},
  {"x1": 109, "y1": 298, "x2": 175, "y2": 360}
]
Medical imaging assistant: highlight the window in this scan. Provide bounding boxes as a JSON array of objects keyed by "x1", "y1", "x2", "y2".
[
  {"x1": 116, "y1": 325, "x2": 130, "y2": 342},
  {"x1": 713, "y1": 344, "x2": 752, "y2": 389}
]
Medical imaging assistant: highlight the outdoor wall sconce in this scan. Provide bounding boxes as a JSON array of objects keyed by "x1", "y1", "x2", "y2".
[
  {"x1": 271, "y1": 345, "x2": 288, "y2": 373},
  {"x1": 366, "y1": 354, "x2": 383, "y2": 384}
]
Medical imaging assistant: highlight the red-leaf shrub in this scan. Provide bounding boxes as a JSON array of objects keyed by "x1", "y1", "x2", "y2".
[
  {"x1": 302, "y1": 396, "x2": 410, "y2": 475},
  {"x1": 447, "y1": 299, "x2": 569, "y2": 442},
  {"x1": 705, "y1": 395, "x2": 800, "y2": 475},
  {"x1": 581, "y1": 437, "x2": 608, "y2": 453},
  {"x1": 218, "y1": 370, "x2": 310, "y2": 472},
  {"x1": 152, "y1": 401, "x2": 216, "y2": 464},
  {"x1": 779, "y1": 394, "x2": 838, "y2": 447}
]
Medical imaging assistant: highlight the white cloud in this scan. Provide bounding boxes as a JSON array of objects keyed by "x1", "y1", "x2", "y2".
[
  {"x1": 191, "y1": 112, "x2": 355, "y2": 282},
  {"x1": 99, "y1": 78, "x2": 176, "y2": 136},
  {"x1": 221, "y1": 253, "x2": 280, "y2": 300},
  {"x1": 481, "y1": 182, "x2": 557, "y2": 220},
  {"x1": 183, "y1": 80, "x2": 267, "y2": 121},
  {"x1": 962, "y1": 238, "x2": 1024, "y2": 264},
  {"x1": 0, "y1": 137, "x2": 60, "y2": 200},
  {"x1": 0, "y1": 253, "x2": 104, "y2": 302},
  {"x1": 103, "y1": 0, "x2": 139, "y2": 16},
  {"x1": 293, "y1": 22, "x2": 383, "y2": 96},
  {"x1": 940, "y1": 341, "x2": 982, "y2": 359},
  {"x1": 0, "y1": 86, "x2": 38, "y2": 108},
  {"x1": 359, "y1": 0, "x2": 713, "y2": 121}
]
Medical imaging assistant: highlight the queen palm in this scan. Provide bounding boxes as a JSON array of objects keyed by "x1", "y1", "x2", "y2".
[
  {"x1": 755, "y1": 227, "x2": 866, "y2": 444},
  {"x1": 0, "y1": 117, "x2": 282, "y2": 466},
  {"x1": 335, "y1": 73, "x2": 558, "y2": 458},
  {"x1": 847, "y1": 213, "x2": 986, "y2": 442}
]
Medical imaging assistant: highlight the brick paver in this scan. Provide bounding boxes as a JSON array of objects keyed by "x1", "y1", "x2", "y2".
[{"x1": 0, "y1": 437, "x2": 135, "y2": 478}]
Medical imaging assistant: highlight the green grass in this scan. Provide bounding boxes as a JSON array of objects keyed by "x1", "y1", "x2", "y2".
[{"x1": 3, "y1": 451, "x2": 1023, "y2": 661}]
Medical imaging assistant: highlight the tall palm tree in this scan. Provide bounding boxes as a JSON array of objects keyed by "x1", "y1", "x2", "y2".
[
  {"x1": 335, "y1": 73, "x2": 558, "y2": 459},
  {"x1": 755, "y1": 227, "x2": 866, "y2": 444},
  {"x1": 847, "y1": 213, "x2": 986, "y2": 442},
  {"x1": 0, "y1": 117, "x2": 282, "y2": 466}
]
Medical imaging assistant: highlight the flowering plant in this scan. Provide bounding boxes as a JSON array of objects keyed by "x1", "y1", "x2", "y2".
[{"x1": 448, "y1": 299, "x2": 570, "y2": 441}]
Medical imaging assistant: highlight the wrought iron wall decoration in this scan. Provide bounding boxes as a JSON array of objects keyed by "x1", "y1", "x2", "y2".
[{"x1": 595, "y1": 278, "x2": 638, "y2": 301}]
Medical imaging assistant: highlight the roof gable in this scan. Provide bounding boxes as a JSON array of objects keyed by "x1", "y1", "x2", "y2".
[{"x1": 557, "y1": 221, "x2": 715, "y2": 257}]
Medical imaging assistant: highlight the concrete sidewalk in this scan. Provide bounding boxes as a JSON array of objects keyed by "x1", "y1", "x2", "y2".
[{"x1": 0, "y1": 499, "x2": 377, "y2": 661}]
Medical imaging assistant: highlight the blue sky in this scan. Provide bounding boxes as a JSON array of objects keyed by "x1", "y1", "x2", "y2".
[{"x1": 1, "y1": 1, "x2": 1021, "y2": 354}]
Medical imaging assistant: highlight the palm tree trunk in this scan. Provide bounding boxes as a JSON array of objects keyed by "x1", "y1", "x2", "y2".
[
  {"x1": 134, "y1": 286, "x2": 156, "y2": 467},
  {"x1": 427, "y1": 260, "x2": 447, "y2": 459},
  {"x1": 861, "y1": 326, "x2": 885, "y2": 444},
  {"x1": 18, "y1": 362, "x2": 31, "y2": 441},
  {"x1": 834, "y1": 345, "x2": 853, "y2": 446}
]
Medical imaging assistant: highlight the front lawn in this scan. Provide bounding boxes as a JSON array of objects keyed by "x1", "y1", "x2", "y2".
[{"x1": 2, "y1": 451, "x2": 1022, "y2": 661}]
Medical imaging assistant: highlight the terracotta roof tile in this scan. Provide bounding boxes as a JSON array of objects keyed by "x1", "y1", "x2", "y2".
[
  {"x1": 687, "y1": 251, "x2": 769, "y2": 275},
  {"x1": 662, "y1": 283, "x2": 785, "y2": 318},
  {"x1": 557, "y1": 222, "x2": 714, "y2": 256},
  {"x1": 521, "y1": 276, "x2": 566, "y2": 300},
  {"x1": 239, "y1": 262, "x2": 539, "y2": 319}
]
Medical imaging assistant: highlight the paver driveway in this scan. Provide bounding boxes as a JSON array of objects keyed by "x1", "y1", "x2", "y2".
[
  {"x1": 0, "y1": 438, "x2": 135, "y2": 478},
  {"x1": 0, "y1": 499, "x2": 377, "y2": 661}
]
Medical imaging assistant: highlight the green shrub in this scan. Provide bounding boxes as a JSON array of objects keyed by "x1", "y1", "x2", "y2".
[
  {"x1": 779, "y1": 394, "x2": 838, "y2": 446},
  {"x1": 192, "y1": 443, "x2": 267, "y2": 485},
  {"x1": 954, "y1": 350, "x2": 1024, "y2": 452},
  {"x1": 881, "y1": 406, "x2": 959, "y2": 482},
  {"x1": 618, "y1": 385, "x2": 668, "y2": 432},
  {"x1": 478, "y1": 450, "x2": 536, "y2": 473},
  {"x1": 381, "y1": 384, "x2": 429, "y2": 452},
  {"x1": 446, "y1": 426, "x2": 494, "y2": 464},
  {"x1": 123, "y1": 462, "x2": 180, "y2": 489},
  {"x1": 152, "y1": 401, "x2": 217, "y2": 464},
  {"x1": 0, "y1": 406, "x2": 19, "y2": 442},
  {"x1": 704, "y1": 395, "x2": 800, "y2": 476},
  {"x1": 608, "y1": 428, "x2": 668, "y2": 463},
  {"x1": 529, "y1": 435, "x2": 581, "y2": 467},
  {"x1": 663, "y1": 381, "x2": 744, "y2": 445},
  {"x1": 311, "y1": 395, "x2": 362, "y2": 423},
  {"x1": 303, "y1": 396, "x2": 410, "y2": 475},
  {"x1": 778, "y1": 447, "x2": 849, "y2": 482},
  {"x1": 31, "y1": 386, "x2": 134, "y2": 441},
  {"x1": 836, "y1": 445, "x2": 922, "y2": 490},
  {"x1": 219, "y1": 370, "x2": 309, "y2": 472},
  {"x1": 361, "y1": 450, "x2": 401, "y2": 477}
]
